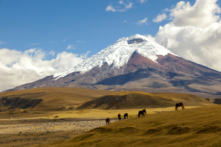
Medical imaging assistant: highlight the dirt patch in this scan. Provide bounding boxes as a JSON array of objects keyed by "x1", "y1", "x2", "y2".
[{"x1": 167, "y1": 127, "x2": 190, "y2": 135}]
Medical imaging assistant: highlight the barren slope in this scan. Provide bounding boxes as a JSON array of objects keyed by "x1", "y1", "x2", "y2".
[{"x1": 77, "y1": 92, "x2": 212, "y2": 110}]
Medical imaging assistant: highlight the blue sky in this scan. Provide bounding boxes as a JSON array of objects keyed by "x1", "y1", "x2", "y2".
[
  {"x1": 1, "y1": 0, "x2": 221, "y2": 91},
  {"x1": 0, "y1": 0, "x2": 195, "y2": 57}
]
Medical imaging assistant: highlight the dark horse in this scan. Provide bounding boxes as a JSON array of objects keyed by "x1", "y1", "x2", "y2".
[
  {"x1": 106, "y1": 118, "x2": 110, "y2": 125},
  {"x1": 142, "y1": 109, "x2": 146, "y2": 114},
  {"x1": 175, "y1": 102, "x2": 184, "y2": 110},
  {"x1": 124, "y1": 113, "x2": 128, "y2": 119},
  {"x1": 138, "y1": 109, "x2": 146, "y2": 118},
  {"x1": 118, "y1": 114, "x2": 121, "y2": 121}
]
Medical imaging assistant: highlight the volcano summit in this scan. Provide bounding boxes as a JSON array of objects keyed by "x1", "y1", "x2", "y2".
[{"x1": 8, "y1": 34, "x2": 221, "y2": 98}]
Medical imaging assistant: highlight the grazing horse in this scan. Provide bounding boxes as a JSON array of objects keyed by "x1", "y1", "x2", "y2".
[
  {"x1": 124, "y1": 113, "x2": 128, "y2": 119},
  {"x1": 138, "y1": 109, "x2": 147, "y2": 118},
  {"x1": 106, "y1": 118, "x2": 110, "y2": 125},
  {"x1": 175, "y1": 102, "x2": 184, "y2": 110},
  {"x1": 142, "y1": 109, "x2": 146, "y2": 114},
  {"x1": 138, "y1": 111, "x2": 144, "y2": 118},
  {"x1": 118, "y1": 114, "x2": 121, "y2": 121}
]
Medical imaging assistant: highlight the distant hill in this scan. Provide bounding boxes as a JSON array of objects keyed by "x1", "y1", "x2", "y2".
[
  {"x1": 0, "y1": 87, "x2": 212, "y2": 112},
  {"x1": 77, "y1": 92, "x2": 212, "y2": 110},
  {"x1": 206, "y1": 98, "x2": 221, "y2": 104},
  {"x1": 0, "y1": 87, "x2": 111, "y2": 111}
]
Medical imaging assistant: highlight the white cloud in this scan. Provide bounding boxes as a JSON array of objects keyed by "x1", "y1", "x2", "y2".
[
  {"x1": 119, "y1": 0, "x2": 124, "y2": 4},
  {"x1": 136, "y1": 17, "x2": 148, "y2": 25},
  {"x1": 140, "y1": 0, "x2": 148, "y2": 3},
  {"x1": 66, "y1": 44, "x2": 75, "y2": 50},
  {"x1": 169, "y1": 0, "x2": 221, "y2": 27},
  {"x1": 150, "y1": 0, "x2": 221, "y2": 72},
  {"x1": 124, "y1": 20, "x2": 128, "y2": 23},
  {"x1": 105, "y1": 5, "x2": 116, "y2": 12},
  {"x1": 0, "y1": 48, "x2": 88, "y2": 91},
  {"x1": 125, "y1": 2, "x2": 133, "y2": 9},
  {"x1": 105, "y1": 1, "x2": 133, "y2": 12},
  {"x1": 153, "y1": 13, "x2": 167, "y2": 23}
]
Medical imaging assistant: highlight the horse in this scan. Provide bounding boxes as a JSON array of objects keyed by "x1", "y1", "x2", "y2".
[
  {"x1": 124, "y1": 113, "x2": 128, "y2": 119},
  {"x1": 138, "y1": 109, "x2": 146, "y2": 117},
  {"x1": 106, "y1": 118, "x2": 110, "y2": 125},
  {"x1": 175, "y1": 102, "x2": 184, "y2": 110},
  {"x1": 118, "y1": 114, "x2": 121, "y2": 121},
  {"x1": 138, "y1": 111, "x2": 144, "y2": 117},
  {"x1": 142, "y1": 109, "x2": 146, "y2": 114}
]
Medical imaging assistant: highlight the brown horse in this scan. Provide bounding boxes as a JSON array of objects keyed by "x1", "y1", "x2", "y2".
[
  {"x1": 106, "y1": 118, "x2": 110, "y2": 125},
  {"x1": 175, "y1": 102, "x2": 184, "y2": 110},
  {"x1": 124, "y1": 113, "x2": 128, "y2": 119},
  {"x1": 118, "y1": 114, "x2": 121, "y2": 121},
  {"x1": 138, "y1": 109, "x2": 146, "y2": 118}
]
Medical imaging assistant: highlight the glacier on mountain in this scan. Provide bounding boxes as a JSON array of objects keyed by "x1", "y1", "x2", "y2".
[{"x1": 54, "y1": 34, "x2": 177, "y2": 80}]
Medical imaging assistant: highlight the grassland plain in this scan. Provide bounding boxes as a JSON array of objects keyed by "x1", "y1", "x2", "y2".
[
  {"x1": 0, "y1": 88, "x2": 212, "y2": 119},
  {"x1": 0, "y1": 106, "x2": 200, "y2": 147},
  {"x1": 36, "y1": 105, "x2": 221, "y2": 147},
  {"x1": 0, "y1": 87, "x2": 217, "y2": 147}
]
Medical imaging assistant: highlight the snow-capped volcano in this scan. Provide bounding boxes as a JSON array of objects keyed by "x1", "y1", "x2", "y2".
[
  {"x1": 7, "y1": 34, "x2": 221, "y2": 98},
  {"x1": 54, "y1": 34, "x2": 177, "y2": 80}
]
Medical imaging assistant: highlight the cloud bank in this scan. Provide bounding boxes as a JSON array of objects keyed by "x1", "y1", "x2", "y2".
[
  {"x1": 150, "y1": 0, "x2": 221, "y2": 72},
  {"x1": 0, "y1": 48, "x2": 87, "y2": 91}
]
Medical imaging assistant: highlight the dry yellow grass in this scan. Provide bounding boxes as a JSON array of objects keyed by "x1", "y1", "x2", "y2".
[
  {"x1": 39, "y1": 105, "x2": 221, "y2": 147},
  {"x1": 46, "y1": 106, "x2": 200, "y2": 119}
]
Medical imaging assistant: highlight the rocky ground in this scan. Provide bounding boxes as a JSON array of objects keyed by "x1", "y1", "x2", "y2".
[{"x1": 0, "y1": 118, "x2": 118, "y2": 147}]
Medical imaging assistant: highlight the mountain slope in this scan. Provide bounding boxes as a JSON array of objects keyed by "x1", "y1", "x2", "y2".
[
  {"x1": 7, "y1": 34, "x2": 221, "y2": 98},
  {"x1": 54, "y1": 34, "x2": 176, "y2": 79}
]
